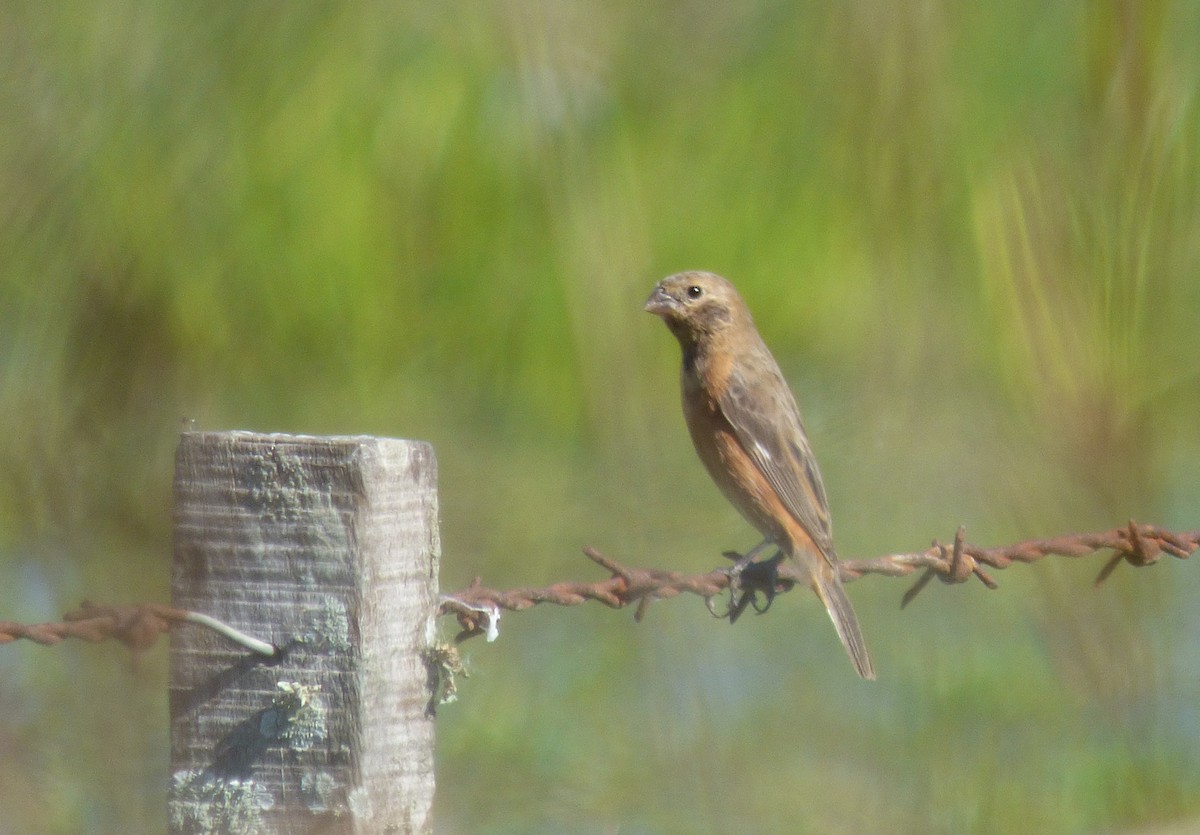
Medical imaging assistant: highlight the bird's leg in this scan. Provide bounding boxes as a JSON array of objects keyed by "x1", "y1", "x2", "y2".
[
  {"x1": 722, "y1": 540, "x2": 784, "y2": 623},
  {"x1": 741, "y1": 550, "x2": 784, "y2": 616},
  {"x1": 722, "y1": 537, "x2": 774, "y2": 574}
]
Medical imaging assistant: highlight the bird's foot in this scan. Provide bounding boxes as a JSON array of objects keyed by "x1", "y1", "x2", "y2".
[{"x1": 720, "y1": 549, "x2": 784, "y2": 623}]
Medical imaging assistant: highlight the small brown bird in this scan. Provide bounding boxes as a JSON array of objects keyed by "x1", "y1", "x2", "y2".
[{"x1": 645, "y1": 271, "x2": 875, "y2": 679}]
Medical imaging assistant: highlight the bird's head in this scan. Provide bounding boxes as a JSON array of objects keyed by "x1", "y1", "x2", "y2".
[{"x1": 644, "y1": 271, "x2": 751, "y2": 347}]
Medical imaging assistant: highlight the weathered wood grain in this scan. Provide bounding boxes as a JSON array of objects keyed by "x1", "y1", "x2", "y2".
[{"x1": 169, "y1": 431, "x2": 439, "y2": 834}]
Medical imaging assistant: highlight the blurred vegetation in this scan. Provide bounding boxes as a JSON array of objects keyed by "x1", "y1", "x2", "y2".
[{"x1": 1, "y1": 1, "x2": 1198, "y2": 832}]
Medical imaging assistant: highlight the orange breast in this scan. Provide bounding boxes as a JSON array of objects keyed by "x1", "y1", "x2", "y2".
[
  {"x1": 681, "y1": 367, "x2": 825, "y2": 560},
  {"x1": 682, "y1": 383, "x2": 788, "y2": 545}
]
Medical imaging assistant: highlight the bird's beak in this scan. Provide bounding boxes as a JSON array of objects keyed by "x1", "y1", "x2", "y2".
[{"x1": 643, "y1": 285, "x2": 678, "y2": 317}]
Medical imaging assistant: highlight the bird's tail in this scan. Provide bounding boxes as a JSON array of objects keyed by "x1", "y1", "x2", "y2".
[{"x1": 812, "y1": 563, "x2": 876, "y2": 680}]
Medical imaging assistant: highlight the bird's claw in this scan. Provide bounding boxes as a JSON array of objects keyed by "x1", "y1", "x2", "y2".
[
  {"x1": 720, "y1": 550, "x2": 783, "y2": 623},
  {"x1": 704, "y1": 594, "x2": 733, "y2": 619}
]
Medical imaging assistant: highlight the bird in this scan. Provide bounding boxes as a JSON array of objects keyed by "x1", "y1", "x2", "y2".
[{"x1": 644, "y1": 271, "x2": 875, "y2": 679}]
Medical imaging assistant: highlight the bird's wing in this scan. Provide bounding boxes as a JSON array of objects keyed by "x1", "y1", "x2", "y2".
[{"x1": 718, "y1": 354, "x2": 837, "y2": 562}]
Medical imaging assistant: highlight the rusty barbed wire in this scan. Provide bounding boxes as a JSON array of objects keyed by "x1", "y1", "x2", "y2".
[
  {"x1": 5, "y1": 523, "x2": 1197, "y2": 654},
  {"x1": 0, "y1": 601, "x2": 277, "y2": 657},
  {"x1": 440, "y1": 522, "x2": 1200, "y2": 642}
]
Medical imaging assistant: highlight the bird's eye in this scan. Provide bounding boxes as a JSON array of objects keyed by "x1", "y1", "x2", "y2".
[{"x1": 686, "y1": 285, "x2": 703, "y2": 299}]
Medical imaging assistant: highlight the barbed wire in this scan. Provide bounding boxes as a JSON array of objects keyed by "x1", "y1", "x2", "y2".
[
  {"x1": 3, "y1": 522, "x2": 1196, "y2": 655},
  {"x1": 0, "y1": 601, "x2": 277, "y2": 657},
  {"x1": 440, "y1": 522, "x2": 1200, "y2": 642}
]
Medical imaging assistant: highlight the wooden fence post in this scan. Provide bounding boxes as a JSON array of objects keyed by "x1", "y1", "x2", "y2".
[{"x1": 168, "y1": 431, "x2": 439, "y2": 834}]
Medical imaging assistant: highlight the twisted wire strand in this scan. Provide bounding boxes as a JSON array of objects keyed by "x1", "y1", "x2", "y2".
[
  {"x1": 0, "y1": 601, "x2": 276, "y2": 656},
  {"x1": 3, "y1": 523, "x2": 1195, "y2": 653},
  {"x1": 440, "y1": 522, "x2": 1199, "y2": 641}
]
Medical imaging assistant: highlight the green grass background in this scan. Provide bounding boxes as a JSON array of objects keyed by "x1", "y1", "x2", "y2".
[{"x1": 2, "y1": 2, "x2": 1199, "y2": 832}]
